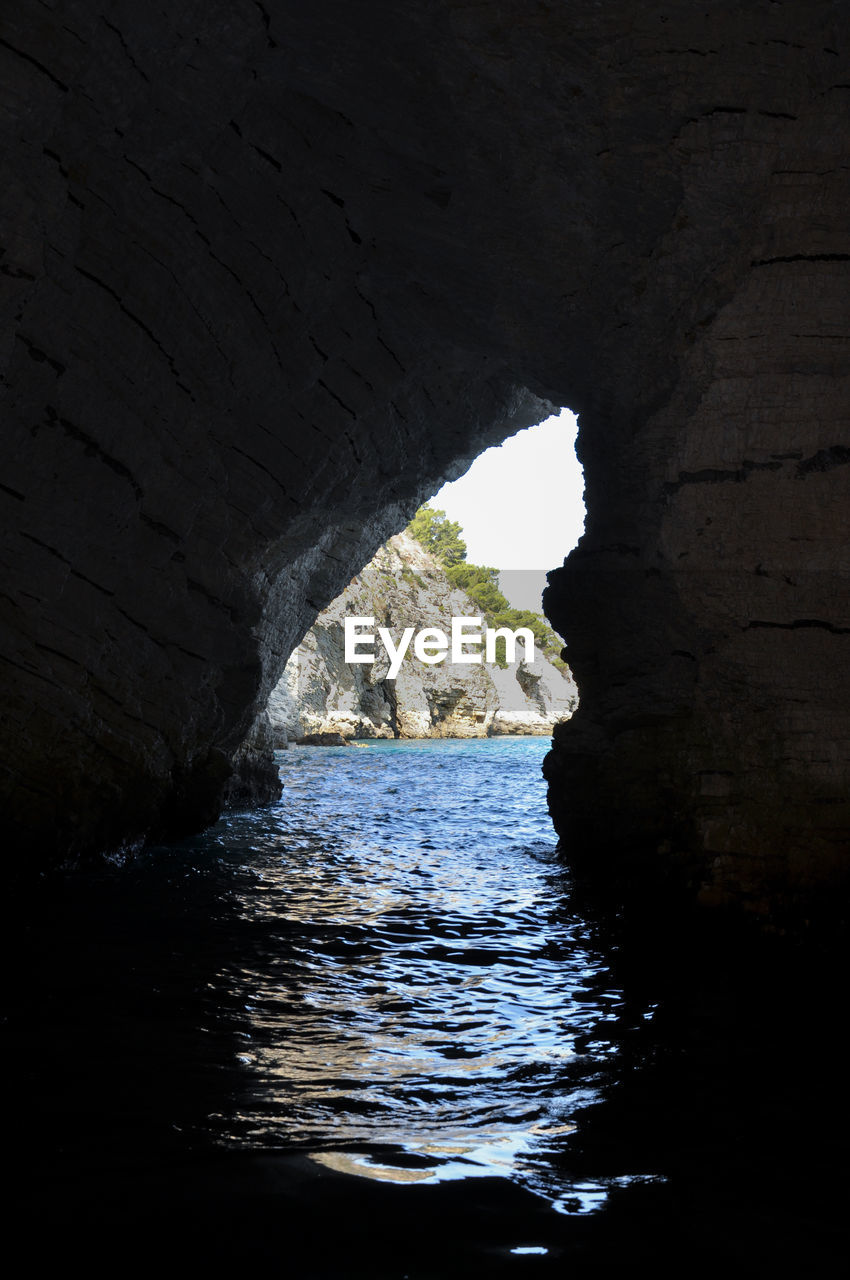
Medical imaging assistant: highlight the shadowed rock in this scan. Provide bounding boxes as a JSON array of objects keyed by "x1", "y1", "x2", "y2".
[{"x1": 296, "y1": 732, "x2": 350, "y2": 747}]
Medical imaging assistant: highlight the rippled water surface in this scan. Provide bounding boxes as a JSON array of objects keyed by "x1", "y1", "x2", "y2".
[
  {"x1": 7, "y1": 736, "x2": 845, "y2": 1272},
  {"x1": 198, "y1": 738, "x2": 652, "y2": 1205}
]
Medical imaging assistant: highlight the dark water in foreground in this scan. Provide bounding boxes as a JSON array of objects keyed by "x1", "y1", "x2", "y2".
[{"x1": 3, "y1": 739, "x2": 846, "y2": 1274}]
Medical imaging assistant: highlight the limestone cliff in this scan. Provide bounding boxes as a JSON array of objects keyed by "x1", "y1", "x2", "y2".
[{"x1": 266, "y1": 532, "x2": 577, "y2": 741}]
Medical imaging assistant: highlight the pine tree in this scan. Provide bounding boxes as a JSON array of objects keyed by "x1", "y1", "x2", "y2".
[
  {"x1": 406, "y1": 505, "x2": 566, "y2": 667},
  {"x1": 407, "y1": 504, "x2": 467, "y2": 568}
]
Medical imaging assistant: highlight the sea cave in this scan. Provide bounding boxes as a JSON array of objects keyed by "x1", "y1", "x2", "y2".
[{"x1": 2, "y1": 1, "x2": 848, "y2": 1272}]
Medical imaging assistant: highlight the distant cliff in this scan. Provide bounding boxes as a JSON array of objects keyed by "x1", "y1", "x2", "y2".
[{"x1": 267, "y1": 532, "x2": 577, "y2": 741}]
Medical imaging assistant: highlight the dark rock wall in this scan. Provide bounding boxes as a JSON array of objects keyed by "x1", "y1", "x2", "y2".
[
  {"x1": 542, "y1": 7, "x2": 850, "y2": 926},
  {"x1": 0, "y1": 0, "x2": 551, "y2": 861},
  {"x1": 1, "y1": 2, "x2": 848, "y2": 921}
]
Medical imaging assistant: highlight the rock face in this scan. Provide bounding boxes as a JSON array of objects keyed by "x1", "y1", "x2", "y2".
[
  {"x1": 267, "y1": 531, "x2": 577, "y2": 741},
  {"x1": 1, "y1": 2, "x2": 849, "y2": 927}
]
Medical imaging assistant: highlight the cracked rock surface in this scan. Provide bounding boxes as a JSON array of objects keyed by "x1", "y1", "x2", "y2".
[{"x1": 1, "y1": 2, "x2": 848, "y2": 925}]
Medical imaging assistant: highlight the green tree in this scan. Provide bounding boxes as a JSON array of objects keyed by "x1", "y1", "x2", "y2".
[
  {"x1": 406, "y1": 504, "x2": 566, "y2": 667},
  {"x1": 407, "y1": 504, "x2": 467, "y2": 567}
]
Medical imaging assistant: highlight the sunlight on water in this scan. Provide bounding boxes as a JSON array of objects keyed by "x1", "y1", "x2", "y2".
[
  {"x1": 7, "y1": 737, "x2": 845, "y2": 1271},
  {"x1": 197, "y1": 738, "x2": 662, "y2": 1210}
]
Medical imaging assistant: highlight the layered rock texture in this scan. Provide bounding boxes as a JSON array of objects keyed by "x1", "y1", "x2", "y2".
[
  {"x1": 2, "y1": 2, "x2": 849, "y2": 927},
  {"x1": 267, "y1": 531, "x2": 577, "y2": 740}
]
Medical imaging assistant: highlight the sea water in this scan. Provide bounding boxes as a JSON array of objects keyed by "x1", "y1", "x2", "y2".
[
  {"x1": 199, "y1": 737, "x2": 655, "y2": 1208},
  {"x1": 5, "y1": 736, "x2": 844, "y2": 1271}
]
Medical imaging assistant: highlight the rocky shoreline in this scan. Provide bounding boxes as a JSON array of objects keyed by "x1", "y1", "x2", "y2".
[{"x1": 267, "y1": 532, "x2": 577, "y2": 743}]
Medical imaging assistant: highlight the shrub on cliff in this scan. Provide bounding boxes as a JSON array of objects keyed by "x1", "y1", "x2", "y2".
[{"x1": 408, "y1": 506, "x2": 565, "y2": 667}]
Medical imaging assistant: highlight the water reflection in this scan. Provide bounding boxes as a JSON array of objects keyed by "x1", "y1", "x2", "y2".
[
  {"x1": 198, "y1": 739, "x2": 661, "y2": 1208},
  {"x1": 4, "y1": 739, "x2": 845, "y2": 1271}
]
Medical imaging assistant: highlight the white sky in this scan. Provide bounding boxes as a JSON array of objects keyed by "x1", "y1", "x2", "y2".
[{"x1": 431, "y1": 409, "x2": 585, "y2": 612}]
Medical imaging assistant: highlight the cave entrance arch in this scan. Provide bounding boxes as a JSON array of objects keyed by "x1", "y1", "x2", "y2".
[
  {"x1": 265, "y1": 408, "x2": 585, "y2": 746},
  {"x1": 3, "y1": 0, "x2": 848, "y2": 930}
]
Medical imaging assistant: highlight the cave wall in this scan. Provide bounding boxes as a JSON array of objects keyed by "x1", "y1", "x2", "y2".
[
  {"x1": 1, "y1": 1, "x2": 848, "y2": 921},
  {"x1": 541, "y1": 7, "x2": 850, "y2": 927}
]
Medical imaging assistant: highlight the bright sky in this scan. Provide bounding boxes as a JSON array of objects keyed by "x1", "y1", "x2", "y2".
[{"x1": 431, "y1": 408, "x2": 585, "y2": 612}]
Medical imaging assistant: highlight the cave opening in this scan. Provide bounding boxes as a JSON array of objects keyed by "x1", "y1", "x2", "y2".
[
  {"x1": 197, "y1": 407, "x2": 603, "y2": 1199},
  {"x1": 431, "y1": 406, "x2": 586, "y2": 617},
  {"x1": 266, "y1": 405, "x2": 586, "y2": 747}
]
